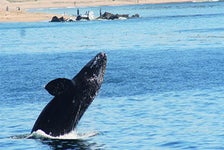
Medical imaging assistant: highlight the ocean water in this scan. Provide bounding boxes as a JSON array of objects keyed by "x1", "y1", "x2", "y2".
[{"x1": 1, "y1": 1, "x2": 224, "y2": 149}]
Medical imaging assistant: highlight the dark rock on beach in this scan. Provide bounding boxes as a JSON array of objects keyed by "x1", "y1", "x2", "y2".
[
  {"x1": 98, "y1": 12, "x2": 129, "y2": 20},
  {"x1": 50, "y1": 16, "x2": 66, "y2": 22}
]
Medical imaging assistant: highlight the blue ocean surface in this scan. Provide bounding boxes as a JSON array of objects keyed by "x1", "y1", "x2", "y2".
[{"x1": 1, "y1": 1, "x2": 224, "y2": 149}]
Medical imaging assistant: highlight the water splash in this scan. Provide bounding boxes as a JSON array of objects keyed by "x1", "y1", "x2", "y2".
[{"x1": 11, "y1": 130, "x2": 98, "y2": 140}]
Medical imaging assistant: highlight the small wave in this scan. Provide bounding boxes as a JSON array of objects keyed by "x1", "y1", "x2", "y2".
[{"x1": 11, "y1": 130, "x2": 98, "y2": 140}]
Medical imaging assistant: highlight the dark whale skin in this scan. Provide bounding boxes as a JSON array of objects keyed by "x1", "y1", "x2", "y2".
[{"x1": 31, "y1": 52, "x2": 107, "y2": 137}]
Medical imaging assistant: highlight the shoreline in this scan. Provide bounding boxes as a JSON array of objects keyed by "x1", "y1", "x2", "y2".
[{"x1": 0, "y1": 0, "x2": 197, "y2": 22}]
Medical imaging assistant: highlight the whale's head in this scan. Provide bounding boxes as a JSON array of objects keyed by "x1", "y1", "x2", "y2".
[
  {"x1": 73, "y1": 52, "x2": 107, "y2": 102},
  {"x1": 75, "y1": 52, "x2": 107, "y2": 84}
]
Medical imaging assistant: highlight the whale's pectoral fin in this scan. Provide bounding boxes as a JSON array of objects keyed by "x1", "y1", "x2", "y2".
[{"x1": 45, "y1": 78, "x2": 74, "y2": 96}]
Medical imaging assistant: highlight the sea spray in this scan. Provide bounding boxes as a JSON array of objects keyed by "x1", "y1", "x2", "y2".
[{"x1": 28, "y1": 129, "x2": 99, "y2": 140}]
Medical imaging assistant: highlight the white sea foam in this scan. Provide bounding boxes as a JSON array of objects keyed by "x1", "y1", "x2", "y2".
[{"x1": 28, "y1": 130, "x2": 98, "y2": 140}]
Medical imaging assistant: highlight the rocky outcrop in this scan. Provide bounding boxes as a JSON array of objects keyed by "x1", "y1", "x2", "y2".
[
  {"x1": 131, "y1": 14, "x2": 140, "y2": 18},
  {"x1": 98, "y1": 12, "x2": 129, "y2": 20},
  {"x1": 50, "y1": 16, "x2": 65, "y2": 22},
  {"x1": 98, "y1": 12, "x2": 139, "y2": 20},
  {"x1": 50, "y1": 11, "x2": 140, "y2": 22}
]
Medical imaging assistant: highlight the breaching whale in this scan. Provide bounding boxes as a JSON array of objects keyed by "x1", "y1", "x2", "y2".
[{"x1": 31, "y1": 52, "x2": 107, "y2": 137}]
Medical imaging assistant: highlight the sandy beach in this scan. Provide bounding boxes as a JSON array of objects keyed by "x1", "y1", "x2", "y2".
[{"x1": 0, "y1": 0, "x2": 193, "y2": 22}]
